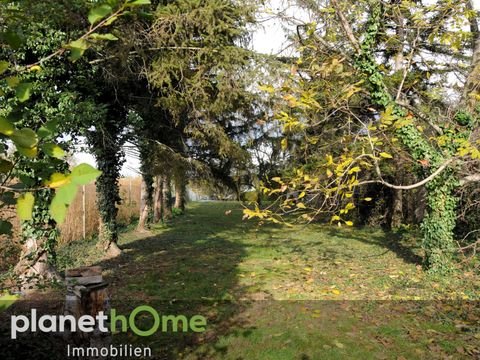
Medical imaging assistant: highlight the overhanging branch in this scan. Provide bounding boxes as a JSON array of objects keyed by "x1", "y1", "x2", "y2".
[{"x1": 358, "y1": 158, "x2": 455, "y2": 190}]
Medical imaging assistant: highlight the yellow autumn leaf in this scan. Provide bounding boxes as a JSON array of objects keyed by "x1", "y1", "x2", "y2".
[
  {"x1": 326, "y1": 154, "x2": 334, "y2": 165},
  {"x1": 29, "y1": 65, "x2": 42, "y2": 72},
  {"x1": 45, "y1": 173, "x2": 71, "y2": 188},
  {"x1": 348, "y1": 166, "x2": 361, "y2": 174},
  {"x1": 258, "y1": 84, "x2": 275, "y2": 93}
]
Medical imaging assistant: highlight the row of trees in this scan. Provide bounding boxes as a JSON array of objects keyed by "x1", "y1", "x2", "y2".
[
  {"x1": 1, "y1": 0, "x2": 480, "y2": 285},
  {"x1": 0, "y1": 0, "x2": 268, "y2": 285}
]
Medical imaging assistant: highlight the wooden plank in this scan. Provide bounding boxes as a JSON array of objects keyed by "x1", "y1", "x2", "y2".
[{"x1": 66, "y1": 266, "x2": 102, "y2": 278}]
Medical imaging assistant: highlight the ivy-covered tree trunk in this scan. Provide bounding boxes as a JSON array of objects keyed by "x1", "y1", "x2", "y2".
[
  {"x1": 421, "y1": 172, "x2": 458, "y2": 270},
  {"x1": 14, "y1": 190, "x2": 60, "y2": 286},
  {"x1": 97, "y1": 172, "x2": 122, "y2": 258},
  {"x1": 88, "y1": 111, "x2": 125, "y2": 258}
]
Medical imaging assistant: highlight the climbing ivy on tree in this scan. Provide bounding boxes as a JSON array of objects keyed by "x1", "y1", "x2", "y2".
[
  {"x1": 353, "y1": 2, "x2": 465, "y2": 272},
  {"x1": 0, "y1": 0, "x2": 151, "y2": 278},
  {"x1": 248, "y1": 0, "x2": 480, "y2": 274}
]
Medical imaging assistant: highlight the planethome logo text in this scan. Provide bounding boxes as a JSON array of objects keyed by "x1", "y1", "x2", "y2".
[{"x1": 10, "y1": 305, "x2": 207, "y2": 339}]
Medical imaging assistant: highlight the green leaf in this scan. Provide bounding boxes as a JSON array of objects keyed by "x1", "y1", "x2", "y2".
[
  {"x1": 0, "y1": 220, "x2": 13, "y2": 236},
  {"x1": 42, "y1": 143, "x2": 65, "y2": 159},
  {"x1": 2, "y1": 29, "x2": 23, "y2": 49},
  {"x1": 379, "y1": 152, "x2": 393, "y2": 159},
  {"x1": 0, "y1": 117, "x2": 15, "y2": 136},
  {"x1": 37, "y1": 126, "x2": 52, "y2": 138},
  {"x1": 6, "y1": 76, "x2": 19, "y2": 88},
  {"x1": 67, "y1": 39, "x2": 89, "y2": 62},
  {"x1": 15, "y1": 82, "x2": 33, "y2": 102},
  {"x1": 0, "y1": 159, "x2": 13, "y2": 173},
  {"x1": 70, "y1": 163, "x2": 102, "y2": 185},
  {"x1": 10, "y1": 128, "x2": 38, "y2": 149},
  {"x1": 1, "y1": 192, "x2": 16, "y2": 206},
  {"x1": 56, "y1": 183, "x2": 79, "y2": 206},
  {"x1": 17, "y1": 192, "x2": 35, "y2": 221},
  {"x1": 103, "y1": 15, "x2": 118, "y2": 26},
  {"x1": 88, "y1": 4, "x2": 113, "y2": 25},
  {"x1": 0, "y1": 60, "x2": 10, "y2": 75},
  {"x1": 89, "y1": 32, "x2": 118, "y2": 41},
  {"x1": 16, "y1": 145, "x2": 37, "y2": 158},
  {"x1": 6, "y1": 109, "x2": 24, "y2": 123},
  {"x1": 125, "y1": 0, "x2": 151, "y2": 7},
  {"x1": 49, "y1": 195, "x2": 68, "y2": 224},
  {"x1": 49, "y1": 182, "x2": 79, "y2": 224}
]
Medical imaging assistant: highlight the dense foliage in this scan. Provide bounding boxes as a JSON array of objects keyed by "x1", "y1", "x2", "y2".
[{"x1": 1, "y1": 0, "x2": 480, "y2": 287}]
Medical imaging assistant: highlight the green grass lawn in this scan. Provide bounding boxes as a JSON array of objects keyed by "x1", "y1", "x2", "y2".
[{"x1": 56, "y1": 201, "x2": 480, "y2": 359}]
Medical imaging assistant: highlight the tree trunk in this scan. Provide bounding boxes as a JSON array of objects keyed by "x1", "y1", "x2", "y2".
[
  {"x1": 99, "y1": 220, "x2": 122, "y2": 258},
  {"x1": 464, "y1": 0, "x2": 480, "y2": 110},
  {"x1": 422, "y1": 172, "x2": 457, "y2": 271},
  {"x1": 414, "y1": 186, "x2": 427, "y2": 224},
  {"x1": 137, "y1": 179, "x2": 150, "y2": 231},
  {"x1": 174, "y1": 173, "x2": 186, "y2": 212},
  {"x1": 14, "y1": 191, "x2": 60, "y2": 289},
  {"x1": 14, "y1": 237, "x2": 60, "y2": 290},
  {"x1": 153, "y1": 175, "x2": 163, "y2": 223},
  {"x1": 389, "y1": 189, "x2": 403, "y2": 228},
  {"x1": 162, "y1": 175, "x2": 173, "y2": 220}
]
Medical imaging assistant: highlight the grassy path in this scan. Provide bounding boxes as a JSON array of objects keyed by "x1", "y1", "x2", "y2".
[{"x1": 55, "y1": 201, "x2": 480, "y2": 359}]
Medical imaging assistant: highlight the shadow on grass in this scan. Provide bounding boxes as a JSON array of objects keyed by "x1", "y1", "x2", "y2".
[
  {"x1": 325, "y1": 227, "x2": 423, "y2": 266},
  {"x1": 87, "y1": 202, "x2": 262, "y2": 359}
]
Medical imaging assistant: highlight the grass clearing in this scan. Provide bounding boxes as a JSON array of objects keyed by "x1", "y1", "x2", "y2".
[{"x1": 53, "y1": 202, "x2": 480, "y2": 358}]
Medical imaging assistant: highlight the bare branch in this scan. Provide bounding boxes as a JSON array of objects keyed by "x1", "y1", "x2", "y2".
[
  {"x1": 330, "y1": 0, "x2": 361, "y2": 55},
  {"x1": 396, "y1": 29, "x2": 420, "y2": 101},
  {"x1": 358, "y1": 158, "x2": 455, "y2": 190}
]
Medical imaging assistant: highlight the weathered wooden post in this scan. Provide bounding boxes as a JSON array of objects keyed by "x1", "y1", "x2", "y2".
[{"x1": 65, "y1": 266, "x2": 110, "y2": 358}]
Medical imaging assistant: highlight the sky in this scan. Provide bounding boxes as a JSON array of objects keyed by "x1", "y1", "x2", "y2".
[{"x1": 73, "y1": 0, "x2": 480, "y2": 176}]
